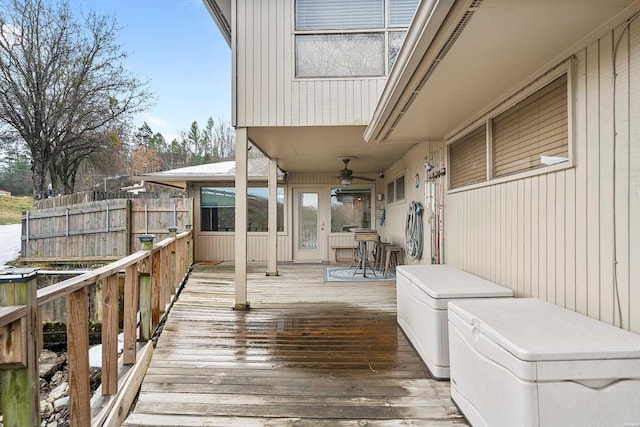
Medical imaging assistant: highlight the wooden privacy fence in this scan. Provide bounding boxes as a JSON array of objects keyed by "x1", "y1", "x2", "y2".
[
  {"x1": 0, "y1": 229, "x2": 193, "y2": 426},
  {"x1": 33, "y1": 191, "x2": 141, "y2": 211},
  {"x1": 21, "y1": 198, "x2": 193, "y2": 263}
]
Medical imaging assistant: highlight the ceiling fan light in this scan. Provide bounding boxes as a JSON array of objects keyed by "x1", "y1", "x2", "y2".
[{"x1": 341, "y1": 177, "x2": 352, "y2": 187}]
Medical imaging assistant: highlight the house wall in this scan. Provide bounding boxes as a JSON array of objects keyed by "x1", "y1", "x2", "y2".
[
  {"x1": 191, "y1": 182, "x2": 291, "y2": 262},
  {"x1": 380, "y1": 141, "x2": 446, "y2": 265},
  {"x1": 234, "y1": 0, "x2": 386, "y2": 127},
  {"x1": 195, "y1": 233, "x2": 291, "y2": 262},
  {"x1": 191, "y1": 174, "x2": 384, "y2": 263},
  {"x1": 288, "y1": 173, "x2": 383, "y2": 262},
  {"x1": 443, "y1": 22, "x2": 640, "y2": 333}
]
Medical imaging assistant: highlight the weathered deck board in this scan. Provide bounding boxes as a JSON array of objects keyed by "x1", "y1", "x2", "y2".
[{"x1": 123, "y1": 263, "x2": 466, "y2": 426}]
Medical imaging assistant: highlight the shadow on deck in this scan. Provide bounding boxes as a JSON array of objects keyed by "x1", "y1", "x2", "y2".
[{"x1": 123, "y1": 262, "x2": 466, "y2": 426}]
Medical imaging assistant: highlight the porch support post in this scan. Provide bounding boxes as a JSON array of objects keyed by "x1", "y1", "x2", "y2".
[
  {"x1": 234, "y1": 127, "x2": 249, "y2": 310},
  {"x1": 266, "y1": 158, "x2": 279, "y2": 276}
]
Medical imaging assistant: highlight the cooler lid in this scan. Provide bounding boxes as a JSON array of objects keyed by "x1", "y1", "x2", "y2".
[
  {"x1": 448, "y1": 298, "x2": 640, "y2": 362},
  {"x1": 396, "y1": 265, "x2": 513, "y2": 299}
]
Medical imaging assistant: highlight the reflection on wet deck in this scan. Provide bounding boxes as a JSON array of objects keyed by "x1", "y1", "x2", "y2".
[{"x1": 124, "y1": 263, "x2": 466, "y2": 426}]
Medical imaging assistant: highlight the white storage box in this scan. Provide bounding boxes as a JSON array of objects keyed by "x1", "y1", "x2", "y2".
[
  {"x1": 448, "y1": 298, "x2": 640, "y2": 427},
  {"x1": 396, "y1": 265, "x2": 513, "y2": 379}
]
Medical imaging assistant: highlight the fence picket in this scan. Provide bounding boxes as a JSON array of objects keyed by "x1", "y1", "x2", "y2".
[{"x1": 20, "y1": 197, "x2": 192, "y2": 262}]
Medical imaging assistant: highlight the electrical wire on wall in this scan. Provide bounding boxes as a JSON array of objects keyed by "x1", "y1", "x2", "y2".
[
  {"x1": 611, "y1": 11, "x2": 640, "y2": 329},
  {"x1": 405, "y1": 201, "x2": 424, "y2": 260}
]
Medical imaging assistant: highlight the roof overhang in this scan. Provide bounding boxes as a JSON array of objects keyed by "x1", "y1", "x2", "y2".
[
  {"x1": 365, "y1": 0, "x2": 640, "y2": 144},
  {"x1": 138, "y1": 159, "x2": 284, "y2": 189},
  {"x1": 202, "y1": 0, "x2": 232, "y2": 46},
  {"x1": 247, "y1": 126, "x2": 416, "y2": 176},
  {"x1": 142, "y1": 176, "x2": 274, "y2": 190}
]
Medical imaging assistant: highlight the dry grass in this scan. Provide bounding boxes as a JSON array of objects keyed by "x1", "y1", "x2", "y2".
[{"x1": 0, "y1": 195, "x2": 32, "y2": 225}]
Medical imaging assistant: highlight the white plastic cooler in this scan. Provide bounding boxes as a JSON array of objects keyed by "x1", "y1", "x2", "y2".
[
  {"x1": 395, "y1": 264, "x2": 513, "y2": 379},
  {"x1": 448, "y1": 298, "x2": 640, "y2": 427}
]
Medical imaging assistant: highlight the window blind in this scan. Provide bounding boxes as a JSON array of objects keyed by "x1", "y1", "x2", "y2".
[
  {"x1": 449, "y1": 125, "x2": 487, "y2": 188},
  {"x1": 389, "y1": 0, "x2": 420, "y2": 27},
  {"x1": 493, "y1": 75, "x2": 568, "y2": 177},
  {"x1": 296, "y1": 0, "x2": 384, "y2": 30}
]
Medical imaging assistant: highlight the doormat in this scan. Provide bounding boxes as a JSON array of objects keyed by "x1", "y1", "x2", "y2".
[{"x1": 324, "y1": 267, "x2": 395, "y2": 282}]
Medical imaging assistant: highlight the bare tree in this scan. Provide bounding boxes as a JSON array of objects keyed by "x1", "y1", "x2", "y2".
[
  {"x1": 211, "y1": 116, "x2": 235, "y2": 160},
  {"x1": 0, "y1": 0, "x2": 152, "y2": 197},
  {"x1": 178, "y1": 117, "x2": 235, "y2": 165}
]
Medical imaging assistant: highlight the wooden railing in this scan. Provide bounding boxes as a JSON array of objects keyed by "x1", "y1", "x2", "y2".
[{"x1": 0, "y1": 228, "x2": 193, "y2": 426}]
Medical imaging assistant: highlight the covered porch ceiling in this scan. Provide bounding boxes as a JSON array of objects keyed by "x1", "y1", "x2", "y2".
[
  {"x1": 365, "y1": 0, "x2": 640, "y2": 143},
  {"x1": 248, "y1": 126, "x2": 416, "y2": 175}
]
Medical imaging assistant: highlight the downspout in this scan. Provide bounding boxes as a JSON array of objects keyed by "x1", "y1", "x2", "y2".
[{"x1": 231, "y1": 0, "x2": 238, "y2": 127}]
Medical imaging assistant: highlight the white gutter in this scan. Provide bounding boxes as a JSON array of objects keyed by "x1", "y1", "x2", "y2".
[
  {"x1": 202, "y1": 0, "x2": 232, "y2": 46},
  {"x1": 363, "y1": 0, "x2": 457, "y2": 143}
]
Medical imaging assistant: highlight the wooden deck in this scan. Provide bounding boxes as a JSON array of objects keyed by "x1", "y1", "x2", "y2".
[{"x1": 123, "y1": 263, "x2": 467, "y2": 426}]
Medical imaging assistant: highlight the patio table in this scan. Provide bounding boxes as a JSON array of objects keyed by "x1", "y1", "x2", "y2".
[{"x1": 352, "y1": 229, "x2": 379, "y2": 278}]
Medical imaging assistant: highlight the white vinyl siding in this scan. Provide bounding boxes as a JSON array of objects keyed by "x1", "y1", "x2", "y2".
[
  {"x1": 493, "y1": 75, "x2": 569, "y2": 177},
  {"x1": 449, "y1": 125, "x2": 487, "y2": 188},
  {"x1": 195, "y1": 234, "x2": 291, "y2": 262},
  {"x1": 444, "y1": 22, "x2": 640, "y2": 334}
]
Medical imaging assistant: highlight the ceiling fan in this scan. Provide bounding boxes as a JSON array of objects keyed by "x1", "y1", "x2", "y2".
[{"x1": 336, "y1": 157, "x2": 375, "y2": 187}]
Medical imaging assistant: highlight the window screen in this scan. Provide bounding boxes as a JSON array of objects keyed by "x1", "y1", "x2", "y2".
[
  {"x1": 388, "y1": 31, "x2": 406, "y2": 69},
  {"x1": 296, "y1": 33, "x2": 385, "y2": 78}
]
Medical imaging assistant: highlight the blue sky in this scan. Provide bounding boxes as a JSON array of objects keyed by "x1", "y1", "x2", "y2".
[{"x1": 74, "y1": 0, "x2": 231, "y2": 142}]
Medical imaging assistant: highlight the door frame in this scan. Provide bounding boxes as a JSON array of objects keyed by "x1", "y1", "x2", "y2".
[{"x1": 292, "y1": 187, "x2": 328, "y2": 262}]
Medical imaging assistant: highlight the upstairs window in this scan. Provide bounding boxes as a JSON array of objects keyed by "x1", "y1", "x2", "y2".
[
  {"x1": 295, "y1": 0, "x2": 419, "y2": 78},
  {"x1": 296, "y1": 0, "x2": 383, "y2": 30}
]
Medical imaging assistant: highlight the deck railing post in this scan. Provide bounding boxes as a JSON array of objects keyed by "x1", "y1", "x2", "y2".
[
  {"x1": 138, "y1": 234, "x2": 155, "y2": 342},
  {"x1": 67, "y1": 287, "x2": 91, "y2": 427},
  {"x1": 168, "y1": 226, "x2": 178, "y2": 303},
  {"x1": 160, "y1": 244, "x2": 169, "y2": 315},
  {"x1": 176, "y1": 235, "x2": 184, "y2": 285},
  {"x1": 185, "y1": 224, "x2": 192, "y2": 272},
  {"x1": 0, "y1": 268, "x2": 40, "y2": 427},
  {"x1": 101, "y1": 274, "x2": 118, "y2": 395},
  {"x1": 123, "y1": 264, "x2": 139, "y2": 365},
  {"x1": 151, "y1": 246, "x2": 161, "y2": 331}
]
